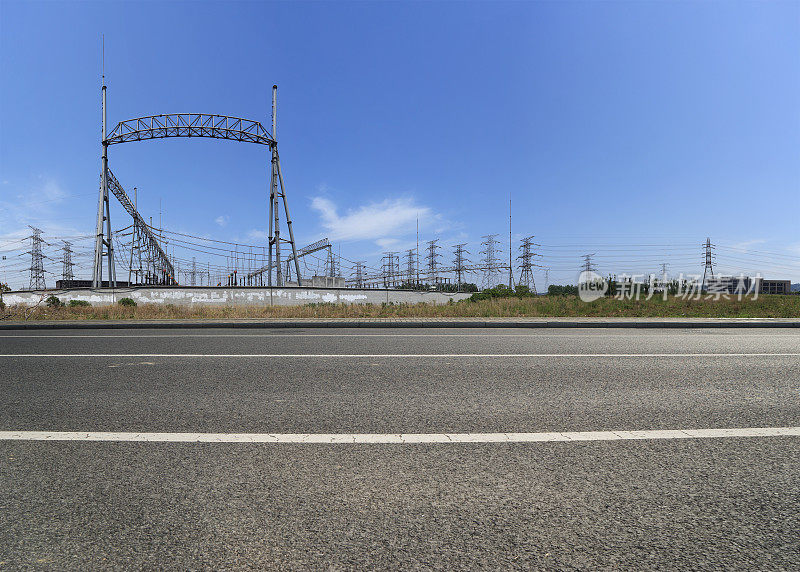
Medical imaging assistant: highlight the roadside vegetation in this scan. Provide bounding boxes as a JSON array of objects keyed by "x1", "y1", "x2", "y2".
[{"x1": 1, "y1": 292, "x2": 797, "y2": 321}]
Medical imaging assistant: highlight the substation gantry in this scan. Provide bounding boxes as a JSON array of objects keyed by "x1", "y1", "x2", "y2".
[{"x1": 92, "y1": 79, "x2": 302, "y2": 288}]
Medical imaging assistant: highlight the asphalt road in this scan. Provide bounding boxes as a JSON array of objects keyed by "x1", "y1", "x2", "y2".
[{"x1": 1, "y1": 327, "x2": 798, "y2": 569}]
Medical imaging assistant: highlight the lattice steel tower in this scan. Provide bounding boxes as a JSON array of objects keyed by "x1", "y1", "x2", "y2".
[
  {"x1": 480, "y1": 234, "x2": 502, "y2": 288},
  {"x1": 27, "y1": 226, "x2": 47, "y2": 291},
  {"x1": 352, "y1": 261, "x2": 365, "y2": 288},
  {"x1": 582, "y1": 253, "x2": 597, "y2": 274},
  {"x1": 452, "y1": 243, "x2": 471, "y2": 291},
  {"x1": 517, "y1": 236, "x2": 541, "y2": 293},
  {"x1": 425, "y1": 239, "x2": 441, "y2": 285},
  {"x1": 381, "y1": 252, "x2": 399, "y2": 288},
  {"x1": 701, "y1": 237, "x2": 715, "y2": 290},
  {"x1": 325, "y1": 245, "x2": 339, "y2": 278},
  {"x1": 404, "y1": 248, "x2": 418, "y2": 286},
  {"x1": 61, "y1": 241, "x2": 75, "y2": 282}
]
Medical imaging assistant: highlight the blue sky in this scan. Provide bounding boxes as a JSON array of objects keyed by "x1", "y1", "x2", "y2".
[{"x1": 1, "y1": 0, "x2": 798, "y2": 288}]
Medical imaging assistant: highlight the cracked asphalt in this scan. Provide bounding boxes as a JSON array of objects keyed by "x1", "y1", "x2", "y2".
[{"x1": 1, "y1": 327, "x2": 798, "y2": 570}]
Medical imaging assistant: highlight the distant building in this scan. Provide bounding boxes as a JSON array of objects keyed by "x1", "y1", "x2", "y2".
[
  {"x1": 706, "y1": 276, "x2": 792, "y2": 295},
  {"x1": 311, "y1": 275, "x2": 346, "y2": 288},
  {"x1": 760, "y1": 280, "x2": 791, "y2": 295}
]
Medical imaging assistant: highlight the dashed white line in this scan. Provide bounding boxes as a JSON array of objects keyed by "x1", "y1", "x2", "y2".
[{"x1": 0, "y1": 427, "x2": 796, "y2": 443}]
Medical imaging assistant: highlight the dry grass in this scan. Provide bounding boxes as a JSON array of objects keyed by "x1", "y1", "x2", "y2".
[{"x1": 2, "y1": 294, "x2": 798, "y2": 321}]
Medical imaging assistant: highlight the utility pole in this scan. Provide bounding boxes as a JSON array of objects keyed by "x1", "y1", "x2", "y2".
[
  {"x1": 508, "y1": 197, "x2": 513, "y2": 288},
  {"x1": 701, "y1": 237, "x2": 715, "y2": 290},
  {"x1": 452, "y1": 243, "x2": 470, "y2": 292},
  {"x1": 27, "y1": 226, "x2": 47, "y2": 291},
  {"x1": 61, "y1": 241, "x2": 75, "y2": 282}
]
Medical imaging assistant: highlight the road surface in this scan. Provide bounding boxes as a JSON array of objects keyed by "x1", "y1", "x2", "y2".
[{"x1": 1, "y1": 327, "x2": 798, "y2": 569}]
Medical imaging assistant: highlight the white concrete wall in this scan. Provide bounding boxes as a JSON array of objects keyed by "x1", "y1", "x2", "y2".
[{"x1": 2, "y1": 287, "x2": 471, "y2": 307}]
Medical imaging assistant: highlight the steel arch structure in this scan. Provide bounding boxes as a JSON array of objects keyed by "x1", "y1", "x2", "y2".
[
  {"x1": 106, "y1": 114, "x2": 274, "y2": 146},
  {"x1": 93, "y1": 85, "x2": 302, "y2": 288}
]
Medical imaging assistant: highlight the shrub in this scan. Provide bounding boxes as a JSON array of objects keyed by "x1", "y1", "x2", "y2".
[
  {"x1": 68, "y1": 300, "x2": 91, "y2": 307},
  {"x1": 547, "y1": 285, "x2": 579, "y2": 296},
  {"x1": 0, "y1": 299, "x2": 5, "y2": 310},
  {"x1": 468, "y1": 285, "x2": 532, "y2": 302},
  {"x1": 46, "y1": 295, "x2": 63, "y2": 308},
  {"x1": 118, "y1": 297, "x2": 137, "y2": 307}
]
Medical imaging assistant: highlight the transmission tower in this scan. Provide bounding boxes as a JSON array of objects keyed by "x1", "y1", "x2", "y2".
[
  {"x1": 190, "y1": 257, "x2": 197, "y2": 286},
  {"x1": 452, "y1": 243, "x2": 471, "y2": 291},
  {"x1": 659, "y1": 262, "x2": 669, "y2": 285},
  {"x1": 27, "y1": 226, "x2": 47, "y2": 290},
  {"x1": 701, "y1": 237, "x2": 715, "y2": 290},
  {"x1": 321, "y1": 245, "x2": 340, "y2": 279},
  {"x1": 480, "y1": 234, "x2": 502, "y2": 288},
  {"x1": 352, "y1": 261, "x2": 365, "y2": 288},
  {"x1": 61, "y1": 241, "x2": 75, "y2": 282},
  {"x1": 404, "y1": 248, "x2": 419, "y2": 287},
  {"x1": 425, "y1": 239, "x2": 441, "y2": 285},
  {"x1": 517, "y1": 236, "x2": 542, "y2": 293},
  {"x1": 381, "y1": 252, "x2": 399, "y2": 288},
  {"x1": 581, "y1": 253, "x2": 597, "y2": 274}
]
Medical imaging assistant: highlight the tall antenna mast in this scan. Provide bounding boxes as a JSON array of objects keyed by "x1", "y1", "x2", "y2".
[
  {"x1": 508, "y1": 196, "x2": 513, "y2": 288},
  {"x1": 92, "y1": 34, "x2": 115, "y2": 287}
]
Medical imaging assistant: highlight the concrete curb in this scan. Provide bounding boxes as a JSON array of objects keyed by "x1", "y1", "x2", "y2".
[{"x1": 1, "y1": 318, "x2": 798, "y2": 330}]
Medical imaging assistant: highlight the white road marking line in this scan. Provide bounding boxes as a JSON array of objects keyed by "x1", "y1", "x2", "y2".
[
  {"x1": 1, "y1": 333, "x2": 798, "y2": 338},
  {"x1": 0, "y1": 427, "x2": 796, "y2": 443},
  {"x1": 1, "y1": 353, "x2": 799, "y2": 358}
]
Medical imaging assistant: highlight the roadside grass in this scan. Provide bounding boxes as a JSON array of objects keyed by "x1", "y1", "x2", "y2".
[{"x1": 2, "y1": 294, "x2": 798, "y2": 320}]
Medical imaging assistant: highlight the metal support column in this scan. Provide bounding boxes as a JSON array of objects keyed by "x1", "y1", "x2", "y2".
[{"x1": 92, "y1": 77, "x2": 115, "y2": 288}]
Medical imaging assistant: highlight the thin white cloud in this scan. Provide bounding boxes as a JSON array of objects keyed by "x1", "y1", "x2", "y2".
[
  {"x1": 729, "y1": 239, "x2": 766, "y2": 253},
  {"x1": 215, "y1": 215, "x2": 230, "y2": 228},
  {"x1": 310, "y1": 196, "x2": 437, "y2": 243},
  {"x1": 246, "y1": 228, "x2": 267, "y2": 242},
  {"x1": 375, "y1": 237, "x2": 401, "y2": 250},
  {"x1": 0, "y1": 177, "x2": 81, "y2": 239}
]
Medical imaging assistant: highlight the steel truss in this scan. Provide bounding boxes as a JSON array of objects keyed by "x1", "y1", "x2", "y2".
[
  {"x1": 105, "y1": 170, "x2": 176, "y2": 285},
  {"x1": 247, "y1": 238, "x2": 331, "y2": 284},
  {"x1": 106, "y1": 114, "x2": 274, "y2": 146},
  {"x1": 93, "y1": 82, "x2": 301, "y2": 288}
]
